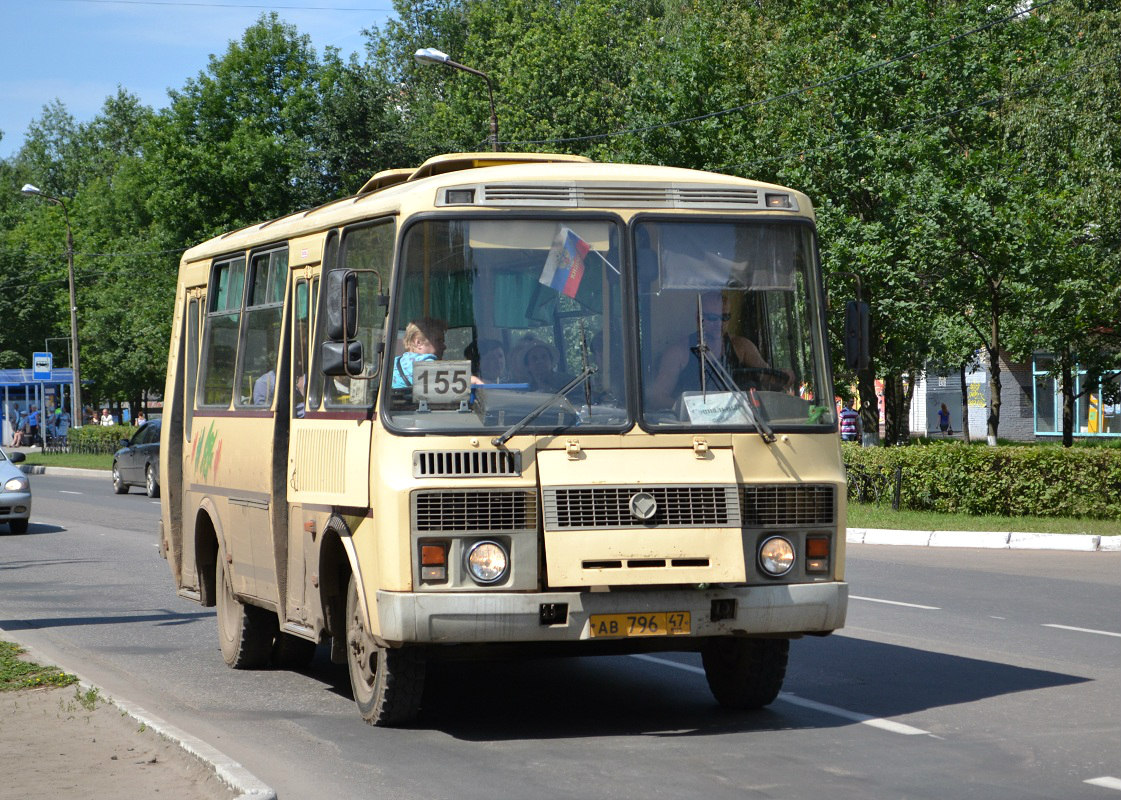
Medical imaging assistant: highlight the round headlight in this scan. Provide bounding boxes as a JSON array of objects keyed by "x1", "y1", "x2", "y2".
[
  {"x1": 4, "y1": 477, "x2": 28, "y2": 492},
  {"x1": 465, "y1": 540, "x2": 509, "y2": 584},
  {"x1": 758, "y1": 536, "x2": 795, "y2": 576}
]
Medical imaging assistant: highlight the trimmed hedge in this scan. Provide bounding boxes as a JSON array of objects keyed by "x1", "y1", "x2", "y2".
[
  {"x1": 66, "y1": 424, "x2": 134, "y2": 455},
  {"x1": 842, "y1": 442, "x2": 1121, "y2": 521}
]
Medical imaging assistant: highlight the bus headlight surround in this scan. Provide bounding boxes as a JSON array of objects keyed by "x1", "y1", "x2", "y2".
[
  {"x1": 758, "y1": 536, "x2": 795, "y2": 577},
  {"x1": 465, "y1": 540, "x2": 509, "y2": 585}
]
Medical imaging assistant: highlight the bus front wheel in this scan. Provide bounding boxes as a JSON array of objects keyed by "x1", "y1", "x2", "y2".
[
  {"x1": 216, "y1": 555, "x2": 276, "y2": 669},
  {"x1": 701, "y1": 637, "x2": 789, "y2": 710},
  {"x1": 345, "y1": 574, "x2": 424, "y2": 726}
]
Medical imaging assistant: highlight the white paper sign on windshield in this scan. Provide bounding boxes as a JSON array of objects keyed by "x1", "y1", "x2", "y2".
[{"x1": 683, "y1": 391, "x2": 754, "y2": 426}]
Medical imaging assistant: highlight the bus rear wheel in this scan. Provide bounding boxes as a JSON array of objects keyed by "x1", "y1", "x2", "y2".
[
  {"x1": 345, "y1": 574, "x2": 424, "y2": 726},
  {"x1": 216, "y1": 555, "x2": 276, "y2": 669},
  {"x1": 701, "y1": 637, "x2": 789, "y2": 710}
]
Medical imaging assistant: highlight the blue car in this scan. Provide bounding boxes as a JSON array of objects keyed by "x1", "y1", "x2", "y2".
[{"x1": 0, "y1": 448, "x2": 31, "y2": 534}]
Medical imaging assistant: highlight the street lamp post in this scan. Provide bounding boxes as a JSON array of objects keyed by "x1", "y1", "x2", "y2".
[
  {"x1": 414, "y1": 47, "x2": 500, "y2": 152},
  {"x1": 21, "y1": 184, "x2": 83, "y2": 428}
]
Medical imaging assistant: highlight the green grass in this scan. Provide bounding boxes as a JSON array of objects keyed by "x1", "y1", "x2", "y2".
[
  {"x1": 21, "y1": 451, "x2": 112, "y2": 471},
  {"x1": 848, "y1": 503, "x2": 1121, "y2": 536},
  {"x1": 0, "y1": 641, "x2": 79, "y2": 692}
]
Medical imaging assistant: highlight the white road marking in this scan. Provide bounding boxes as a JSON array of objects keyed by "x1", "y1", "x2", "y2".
[
  {"x1": 630, "y1": 654, "x2": 932, "y2": 736},
  {"x1": 850, "y1": 594, "x2": 940, "y2": 610},
  {"x1": 59, "y1": 490, "x2": 83, "y2": 495},
  {"x1": 1043, "y1": 624, "x2": 1121, "y2": 639},
  {"x1": 1085, "y1": 777, "x2": 1121, "y2": 791}
]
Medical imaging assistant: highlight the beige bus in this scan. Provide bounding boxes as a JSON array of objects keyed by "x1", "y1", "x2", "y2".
[{"x1": 159, "y1": 152, "x2": 849, "y2": 726}]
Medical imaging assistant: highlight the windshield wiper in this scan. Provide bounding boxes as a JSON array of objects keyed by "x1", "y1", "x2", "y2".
[
  {"x1": 491, "y1": 365, "x2": 597, "y2": 448},
  {"x1": 695, "y1": 340, "x2": 777, "y2": 445}
]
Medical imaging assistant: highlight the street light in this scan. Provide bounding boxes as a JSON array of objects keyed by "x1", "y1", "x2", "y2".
[
  {"x1": 20, "y1": 184, "x2": 83, "y2": 428},
  {"x1": 414, "y1": 47, "x2": 500, "y2": 152}
]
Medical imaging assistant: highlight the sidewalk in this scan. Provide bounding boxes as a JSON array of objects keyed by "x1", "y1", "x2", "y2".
[{"x1": 0, "y1": 635, "x2": 272, "y2": 800}]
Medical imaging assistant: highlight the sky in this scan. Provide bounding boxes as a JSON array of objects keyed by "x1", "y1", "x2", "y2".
[{"x1": 0, "y1": 0, "x2": 397, "y2": 159}]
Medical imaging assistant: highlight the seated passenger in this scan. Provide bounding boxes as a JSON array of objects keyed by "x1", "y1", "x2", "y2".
[
  {"x1": 467, "y1": 338, "x2": 507, "y2": 384},
  {"x1": 512, "y1": 335, "x2": 568, "y2": 393},
  {"x1": 392, "y1": 317, "x2": 447, "y2": 389}
]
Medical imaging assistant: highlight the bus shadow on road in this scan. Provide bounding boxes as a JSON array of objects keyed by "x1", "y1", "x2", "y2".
[{"x1": 369, "y1": 635, "x2": 1089, "y2": 741}]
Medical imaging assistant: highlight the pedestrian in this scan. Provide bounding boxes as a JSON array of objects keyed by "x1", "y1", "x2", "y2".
[
  {"x1": 839, "y1": 399, "x2": 860, "y2": 442},
  {"x1": 27, "y1": 405, "x2": 40, "y2": 446},
  {"x1": 937, "y1": 403, "x2": 952, "y2": 436},
  {"x1": 99, "y1": 407, "x2": 115, "y2": 426},
  {"x1": 134, "y1": 411, "x2": 147, "y2": 426}
]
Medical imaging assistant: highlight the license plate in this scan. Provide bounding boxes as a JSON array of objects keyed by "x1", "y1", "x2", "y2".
[{"x1": 588, "y1": 612, "x2": 691, "y2": 638}]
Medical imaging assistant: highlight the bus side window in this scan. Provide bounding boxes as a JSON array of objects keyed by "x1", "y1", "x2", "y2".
[
  {"x1": 198, "y1": 256, "x2": 245, "y2": 408},
  {"x1": 292, "y1": 278, "x2": 310, "y2": 418},
  {"x1": 317, "y1": 221, "x2": 393, "y2": 408},
  {"x1": 185, "y1": 297, "x2": 199, "y2": 439},
  {"x1": 236, "y1": 248, "x2": 287, "y2": 407}
]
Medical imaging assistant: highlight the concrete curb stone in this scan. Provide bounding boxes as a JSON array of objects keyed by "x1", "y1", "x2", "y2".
[{"x1": 848, "y1": 527, "x2": 1119, "y2": 552}]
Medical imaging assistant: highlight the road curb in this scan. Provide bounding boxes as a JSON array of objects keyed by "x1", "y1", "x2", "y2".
[
  {"x1": 0, "y1": 629, "x2": 276, "y2": 800},
  {"x1": 20, "y1": 464, "x2": 109, "y2": 477},
  {"x1": 847, "y1": 528, "x2": 1120, "y2": 552}
]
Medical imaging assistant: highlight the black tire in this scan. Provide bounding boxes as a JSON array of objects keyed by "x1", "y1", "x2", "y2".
[
  {"x1": 145, "y1": 465, "x2": 160, "y2": 498},
  {"x1": 345, "y1": 574, "x2": 424, "y2": 726},
  {"x1": 216, "y1": 555, "x2": 276, "y2": 669},
  {"x1": 272, "y1": 633, "x2": 317, "y2": 669},
  {"x1": 7, "y1": 519, "x2": 29, "y2": 535},
  {"x1": 112, "y1": 463, "x2": 128, "y2": 494},
  {"x1": 701, "y1": 637, "x2": 789, "y2": 710}
]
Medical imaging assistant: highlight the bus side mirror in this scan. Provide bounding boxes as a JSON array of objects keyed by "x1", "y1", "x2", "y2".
[
  {"x1": 321, "y1": 340, "x2": 363, "y2": 376},
  {"x1": 326, "y1": 269, "x2": 358, "y2": 342},
  {"x1": 844, "y1": 300, "x2": 870, "y2": 371}
]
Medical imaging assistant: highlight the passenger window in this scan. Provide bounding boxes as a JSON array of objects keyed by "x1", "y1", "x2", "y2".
[
  {"x1": 237, "y1": 248, "x2": 287, "y2": 407},
  {"x1": 198, "y1": 257, "x2": 245, "y2": 407}
]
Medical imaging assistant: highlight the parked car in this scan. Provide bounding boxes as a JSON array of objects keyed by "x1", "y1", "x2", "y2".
[
  {"x1": 112, "y1": 418, "x2": 161, "y2": 497},
  {"x1": 0, "y1": 448, "x2": 31, "y2": 534}
]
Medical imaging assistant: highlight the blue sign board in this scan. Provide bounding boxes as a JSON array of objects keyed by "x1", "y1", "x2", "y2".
[{"x1": 32, "y1": 352, "x2": 52, "y2": 381}]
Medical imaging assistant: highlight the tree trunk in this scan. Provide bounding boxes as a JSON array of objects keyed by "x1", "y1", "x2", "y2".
[
  {"x1": 858, "y1": 368, "x2": 879, "y2": 447},
  {"x1": 986, "y1": 301, "x2": 1001, "y2": 445},
  {"x1": 1061, "y1": 350, "x2": 1074, "y2": 448},
  {"x1": 959, "y1": 363, "x2": 971, "y2": 443}
]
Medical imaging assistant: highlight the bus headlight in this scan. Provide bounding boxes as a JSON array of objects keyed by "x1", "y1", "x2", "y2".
[
  {"x1": 465, "y1": 540, "x2": 508, "y2": 585},
  {"x1": 758, "y1": 536, "x2": 795, "y2": 577}
]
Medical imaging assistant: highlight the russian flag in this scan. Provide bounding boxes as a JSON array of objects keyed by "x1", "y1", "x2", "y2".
[{"x1": 539, "y1": 227, "x2": 592, "y2": 299}]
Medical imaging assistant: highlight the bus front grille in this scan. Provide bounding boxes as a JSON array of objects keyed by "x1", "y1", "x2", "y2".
[
  {"x1": 543, "y1": 486, "x2": 740, "y2": 530},
  {"x1": 742, "y1": 484, "x2": 836, "y2": 527},
  {"x1": 413, "y1": 489, "x2": 537, "y2": 532},
  {"x1": 413, "y1": 449, "x2": 521, "y2": 477}
]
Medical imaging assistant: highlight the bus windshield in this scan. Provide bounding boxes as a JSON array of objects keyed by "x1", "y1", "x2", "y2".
[
  {"x1": 383, "y1": 215, "x2": 834, "y2": 435},
  {"x1": 637, "y1": 219, "x2": 833, "y2": 430},
  {"x1": 384, "y1": 217, "x2": 628, "y2": 434}
]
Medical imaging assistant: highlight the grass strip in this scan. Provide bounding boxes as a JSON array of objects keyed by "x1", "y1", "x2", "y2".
[{"x1": 0, "y1": 640, "x2": 79, "y2": 692}]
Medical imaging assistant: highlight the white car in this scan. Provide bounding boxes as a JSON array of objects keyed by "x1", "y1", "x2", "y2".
[{"x1": 0, "y1": 448, "x2": 31, "y2": 534}]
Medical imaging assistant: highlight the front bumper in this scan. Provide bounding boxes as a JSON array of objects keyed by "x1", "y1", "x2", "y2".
[
  {"x1": 376, "y1": 581, "x2": 847, "y2": 645},
  {"x1": 0, "y1": 490, "x2": 32, "y2": 522}
]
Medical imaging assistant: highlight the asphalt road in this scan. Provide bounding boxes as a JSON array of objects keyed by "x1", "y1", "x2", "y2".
[{"x1": 2, "y1": 471, "x2": 1119, "y2": 800}]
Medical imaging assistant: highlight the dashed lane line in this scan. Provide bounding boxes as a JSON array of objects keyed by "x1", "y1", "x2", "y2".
[
  {"x1": 850, "y1": 594, "x2": 941, "y2": 611},
  {"x1": 1085, "y1": 777, "x2": 1121, "y2": 791},
  {"x1": 1042, "y1": 624, "x2": 1121, "y2": 639},
  {"x1": 630, "y1": 653, "x2": 932, "y2": 737}
]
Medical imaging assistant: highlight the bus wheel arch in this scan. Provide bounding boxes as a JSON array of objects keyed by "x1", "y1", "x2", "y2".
[
  {"x1": 317, "y1": 518, "x2": 354, "y2": 665},
  {"x1": 193, "y1": 507, "x2": 220, "y2": 608}
]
